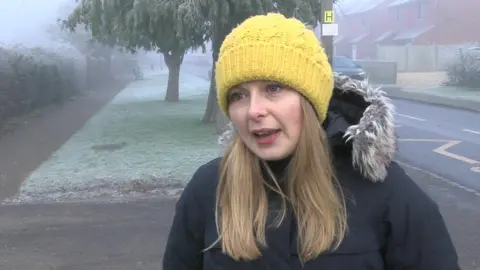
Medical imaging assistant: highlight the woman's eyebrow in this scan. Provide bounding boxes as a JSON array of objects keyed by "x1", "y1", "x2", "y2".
[{"x1": 231, "y1": 85, "x2": 249, "y2": 92}]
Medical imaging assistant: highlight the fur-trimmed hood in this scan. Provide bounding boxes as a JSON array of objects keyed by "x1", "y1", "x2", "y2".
[{"x1": 217, "y1": 75, "x2": 396, "y2": 182}]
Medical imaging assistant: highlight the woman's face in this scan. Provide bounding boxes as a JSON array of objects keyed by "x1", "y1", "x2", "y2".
[{"x1": 227, "y1": 80, "x2": 303, "y2": 161}]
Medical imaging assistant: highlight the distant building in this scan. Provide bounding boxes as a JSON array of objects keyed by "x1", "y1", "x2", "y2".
[{"x1": 334, "y1": 0, "x2": 480, "y2": 59}]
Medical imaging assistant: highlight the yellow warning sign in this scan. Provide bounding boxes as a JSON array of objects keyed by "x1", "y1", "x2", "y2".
[{"x1": 324, "y1": 11, "x2": 334, "y2": 23}]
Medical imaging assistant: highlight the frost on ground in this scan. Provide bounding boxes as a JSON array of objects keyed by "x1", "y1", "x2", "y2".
[{"x1": 6, "y1": 71, "x2": 222, "y2": 203}]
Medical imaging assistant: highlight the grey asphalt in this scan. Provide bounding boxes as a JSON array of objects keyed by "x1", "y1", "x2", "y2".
[
  {"x1": 392, "y1": 98, "x2": 480, "y2": 193},
  {"x1": 0, "y1": 198, "x2": 174, "y2": 270}
]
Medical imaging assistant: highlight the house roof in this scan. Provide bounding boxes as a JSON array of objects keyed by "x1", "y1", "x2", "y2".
[
  {"x1": 393, "y1": 25, "x2": 435, "y2": 41},
  {"x1": 374, "y1": 31, "x2": 395, "y2": 43},
  {"x1": 336, "y1": 0, "x2": 388, "y2": 15}
]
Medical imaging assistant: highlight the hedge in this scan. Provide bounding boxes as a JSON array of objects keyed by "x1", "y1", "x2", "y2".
[
  {"x1": 0, "y1": 45, "x2": 130, "y2": 129},
  {"x1": 445, "y1": 50, "x2": 480, "y2": 89}
]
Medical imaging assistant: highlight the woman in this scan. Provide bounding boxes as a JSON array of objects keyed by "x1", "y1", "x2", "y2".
[{"x1": 163, "y1": 13, "x2": 460, "y2": 270}]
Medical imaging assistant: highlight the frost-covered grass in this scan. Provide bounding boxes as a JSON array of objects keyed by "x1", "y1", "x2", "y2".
[{"x1": 7, "y1": 71, "x2": 222, "y2": 203}]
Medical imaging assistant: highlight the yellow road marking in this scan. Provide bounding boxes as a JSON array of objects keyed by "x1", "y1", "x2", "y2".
[
  {"x1": 433, "y1": 141, "x2": 478, "y2": 164},
  {"x1": 398, "y1": 139, "x2": 480, "y2": 165}
]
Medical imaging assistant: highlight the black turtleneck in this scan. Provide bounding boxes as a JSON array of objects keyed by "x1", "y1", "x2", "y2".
[
  {"x1": 260, "y1": 156, "x2": 296, "y2": 264},
  {"x1": 265, "y1": 156, "x2": 291, "y2": 180}
]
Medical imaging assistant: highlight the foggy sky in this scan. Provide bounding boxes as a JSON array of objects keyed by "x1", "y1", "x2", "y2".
[
  {"x1": 0, "y1": 0, "x2": 363, "y2": 48},
  {"x1": 0, "y1": 0, "x2": 71, "y2": 46}
]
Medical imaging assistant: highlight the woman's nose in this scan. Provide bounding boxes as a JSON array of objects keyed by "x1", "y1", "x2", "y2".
[{"x1": 247, "y1": 92, "x2": 268, "y2": 119}]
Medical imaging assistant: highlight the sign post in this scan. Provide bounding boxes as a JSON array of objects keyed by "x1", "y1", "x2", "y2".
[{"x1": 321, "y1": 0, "x2": 337, "y2": 66}]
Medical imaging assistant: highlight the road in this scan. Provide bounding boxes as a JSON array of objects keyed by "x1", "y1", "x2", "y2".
[{"x1": 392, "y1": 98, "x2": 480, "y2": 194}]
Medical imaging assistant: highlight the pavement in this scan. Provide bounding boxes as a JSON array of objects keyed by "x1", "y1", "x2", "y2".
[
  {"x1": 381, "y1": 84, "x2": 480, "y2": 113},
  {"x1": 0, "y1": 197, "x2": 175, "y2": 270},
  {"x1": 0, "y1": 78, "x2": 131, "y2": 201}
]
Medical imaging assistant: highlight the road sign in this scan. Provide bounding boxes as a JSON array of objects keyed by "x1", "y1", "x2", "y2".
[
  {"x1": 321, "y1": 23, "x2": 338, "y2": 36},
  {"x1": 324, "y1": 11, "x2": 334, "y2": 23}
]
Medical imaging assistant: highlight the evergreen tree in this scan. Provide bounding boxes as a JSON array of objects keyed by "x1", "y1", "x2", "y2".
[{"x1": 64, "y1": 0, "x2": 208, "y2": 102}]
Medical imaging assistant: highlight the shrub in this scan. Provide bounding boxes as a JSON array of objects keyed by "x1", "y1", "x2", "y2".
[
  {"x1": 0, "y1": 46, "x2": 81, "y2": 125},
  {"x1": 445, "y1": 49, "x2": 480, "y2": 88}
]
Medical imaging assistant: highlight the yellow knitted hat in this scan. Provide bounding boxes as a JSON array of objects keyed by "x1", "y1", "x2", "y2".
[{"x1": 215, "y1": 13, "x2": 334, "y2": 122}]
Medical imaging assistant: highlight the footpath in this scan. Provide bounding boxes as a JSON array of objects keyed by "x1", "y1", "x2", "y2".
[
  {"x1": 0, "y1": 77, "x2": 130, "y2": 201},
  {"x1": 377, "y1": 72, "x2": 480, "y2": 113}
]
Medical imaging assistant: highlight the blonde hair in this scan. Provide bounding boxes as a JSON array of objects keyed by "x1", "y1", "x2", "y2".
[{"x1": 206, "y1": 97, "x2": 348, "y2": 262}]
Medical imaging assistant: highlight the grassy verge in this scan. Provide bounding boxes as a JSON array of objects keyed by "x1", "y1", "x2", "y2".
[
  {"x1": 7, "y1": 72, "x2": 221, "y2": 203},
  {"x1": 402, "y1": 85, "x2": 480, "y2": 102}
]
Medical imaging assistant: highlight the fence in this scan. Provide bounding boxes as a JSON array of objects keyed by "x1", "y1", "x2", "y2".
[
  {"x1": 355, "y1": 60, "x2": 398, "y2": 84},
  {"x1": 376, "y1": 43, "x2": 479, "y2": 72}
]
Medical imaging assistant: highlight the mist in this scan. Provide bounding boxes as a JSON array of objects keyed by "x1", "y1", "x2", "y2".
[{"x1": 0, "y1": 0, "x2": 72, "y2": 47}]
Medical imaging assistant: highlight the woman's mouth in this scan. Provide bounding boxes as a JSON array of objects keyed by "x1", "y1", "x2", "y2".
[{"x1": 252, "y1": 129, "x2": 281, "y2": 144}]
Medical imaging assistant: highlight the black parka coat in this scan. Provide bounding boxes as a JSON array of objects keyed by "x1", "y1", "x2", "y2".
[{"x1": 163, "y1": 76, "x2": 460, "y2": 270}]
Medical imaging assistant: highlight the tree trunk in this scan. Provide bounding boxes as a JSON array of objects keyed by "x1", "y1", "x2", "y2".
[
  {"x1": 202, "y1": 72, "x2": 218, "y2": 123},
  {"x1": 202, "y1": 22, "x2": 231, "y2": 133},
  {"x1": 201, "y1": 63, "x2": 219, "y2": 123},
  {"x1": 163, "y1": 50, "x2": 184, "y2": 102}
]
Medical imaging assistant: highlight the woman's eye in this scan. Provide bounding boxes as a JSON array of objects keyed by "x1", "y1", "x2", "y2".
[
  {"x1": 228, "y1": 92, "x2": 244, "y2": 102},
  {"x1": 266, "y1": 83, "x2": 282, "y2": 93}
]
